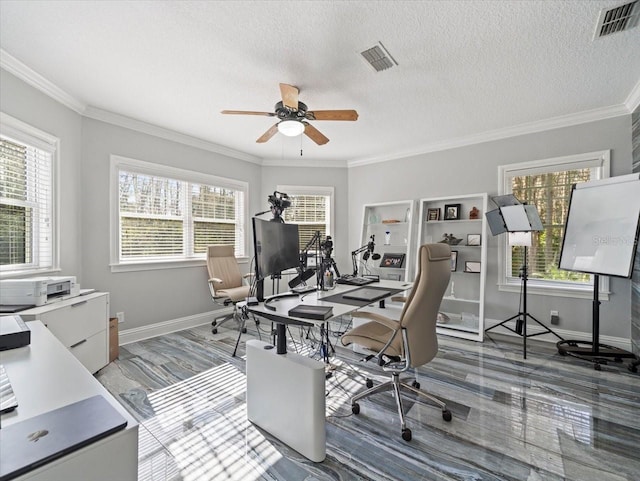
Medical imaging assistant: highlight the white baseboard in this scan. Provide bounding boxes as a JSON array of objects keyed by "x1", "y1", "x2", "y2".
[
  {"x1": 119, "y1": 307, "x2": 233, "y2": 345},
  {"x1": 484, "y1": 318, "x2": 632, "y2": 352}
]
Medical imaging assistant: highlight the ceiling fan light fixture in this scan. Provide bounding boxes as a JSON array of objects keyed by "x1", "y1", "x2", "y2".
[{"x1": 277, "y1": 119, "x2": 305, "y2": 137}]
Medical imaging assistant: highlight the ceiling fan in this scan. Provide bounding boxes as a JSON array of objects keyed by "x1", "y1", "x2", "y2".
[{"x1": 221, "y1": 83, "x2": 358, "y2": 145}]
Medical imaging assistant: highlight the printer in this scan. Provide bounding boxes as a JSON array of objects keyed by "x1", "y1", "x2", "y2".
[{"x1": 0, "y1": 276, "x2": 80, "y2": 307}]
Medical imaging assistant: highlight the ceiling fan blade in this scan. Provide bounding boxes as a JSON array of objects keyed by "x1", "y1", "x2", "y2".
[
  {"x1": 221, "y1": 110, "x2": 275, "y2": 116},
  {"x1": 256, "y1": 123, "x2": 279, "y2": 143},
  {"x1": 279, "y1": 83, "x2": 299, "y2": 110},
  {"x1": 303, "y1": 122, "x2": 329, "y2": 145},
  {"x1": 307, "y1": 110, "x2": 359, "y2": 121}
]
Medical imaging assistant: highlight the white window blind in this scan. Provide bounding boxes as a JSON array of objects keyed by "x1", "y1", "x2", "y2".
[
  {"x1": 498, "y1": 151, "x2": 609, "y2": 297},
  {"x1": 279, "y1": 186, "x2": 334, "y2": 248},
  {"x1": 113, "y1": 156, "x2": 247, "y2": 266},
  {"x1": 1, "y1": 120, "x2": 56, "y2": 275}
]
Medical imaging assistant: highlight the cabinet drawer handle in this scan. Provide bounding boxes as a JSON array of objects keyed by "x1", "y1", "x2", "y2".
[
  {"x1": 71, "y1": 300, "x2": 88, "y2": 308},
  {"x1": 70, "y1": 339, "x2": 87, "y2": 348}
]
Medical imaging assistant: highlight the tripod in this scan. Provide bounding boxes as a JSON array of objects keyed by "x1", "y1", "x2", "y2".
[{"x1": 485, "y1": 246, "x2": 563, "y2": 359}]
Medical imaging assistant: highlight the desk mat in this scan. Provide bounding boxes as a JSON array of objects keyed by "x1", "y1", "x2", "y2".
[{"x1": 318, "y1": 286, "x2": 406, "y2": 307}]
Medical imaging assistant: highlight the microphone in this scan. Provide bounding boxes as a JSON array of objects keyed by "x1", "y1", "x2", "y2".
[
  {"x1": 363, "y1": 235, "x2": 381, "y2": 261},
  {"x1": 288, "y1": 268, "x2": 316, "y2": 288}
]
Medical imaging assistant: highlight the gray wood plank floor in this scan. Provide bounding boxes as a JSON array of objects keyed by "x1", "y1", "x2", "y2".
[{"x1": 96, "y1": 319, "x2": 640, "y2": 481}]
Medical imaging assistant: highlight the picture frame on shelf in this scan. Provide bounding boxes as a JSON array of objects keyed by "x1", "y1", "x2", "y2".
[
  {"x1": 427, "y1": 208, "x2": 441, "y2": 221},
  {"x1": 464, "y1": 261, "x2": 481, "y2": 273},
  {"x1": 380, "y1": 252, "x2": 405, "y2": 268},
  {"x1": 444, "y1": 203, "x2": 461, "y2": 220},
  {"x1": 467, "y1": 234, "x2": 481, "y2": 246},
  {"x1": 450, "y1": 250, "x2": 458, "y2": 271}
]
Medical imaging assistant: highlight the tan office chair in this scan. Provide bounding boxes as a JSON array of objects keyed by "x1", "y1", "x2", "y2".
[
  {"x1": 207, "y1": 245, "x2": 252, "y2": 335},
  {"x1": 341, "y1": 243, "x2": 452, "y2": 441}
]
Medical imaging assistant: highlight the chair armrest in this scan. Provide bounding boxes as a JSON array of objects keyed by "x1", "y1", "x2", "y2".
[
  {"x1": 391, "y1": 296, "x2": 407, "y2": 303},
  {"x1": 352, "y1": 311, "x2": 400, "y2": 331},
  {"x1": 208, "y1": 277, "x2": 223, "y2": 284}
]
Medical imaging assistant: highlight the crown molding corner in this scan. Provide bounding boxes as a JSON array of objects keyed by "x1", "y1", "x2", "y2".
[
  {"x1": 84, "y1": 106, "x2": 262, "y2": 164},
  {"x1": 261, "y1": 158, "x2": 348, "y2": 168},
  {"x1": 625, "y1": 78, "x2": 640, "y2": 113},
  {"x1": 0, "y1": 49, "x2": 86, "y2": 115}
]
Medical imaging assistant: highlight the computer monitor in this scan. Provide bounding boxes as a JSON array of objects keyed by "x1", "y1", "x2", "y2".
[{"x1": 252, "y1": 217, "x2": 300, "y2": 282}]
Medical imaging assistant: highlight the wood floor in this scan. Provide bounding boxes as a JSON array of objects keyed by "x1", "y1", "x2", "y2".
[{"x1": 96, "y1": 319, "x2": 640, "y2": 481}]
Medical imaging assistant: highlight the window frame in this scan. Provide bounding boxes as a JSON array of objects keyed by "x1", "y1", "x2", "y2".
[
  {"x1": 0, "y1": 112, "x2": 59, "y2": 277},
  {"x1": 497, "y1": 150, "x2": 610, "y2": 300},
  {"x1": 110, "y1": 155, "x2": 249, "y2": 272},
  {"x1": 277, "y1": 184, "x2": 334, "y2": 245}
]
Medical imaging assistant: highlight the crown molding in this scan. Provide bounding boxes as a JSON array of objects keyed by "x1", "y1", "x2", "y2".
[
  {"x1": 625, "y1": 78, "x2": 640, "y2": 113},
  {"x1": 261, "y1": 158, "x2": 347, "y2": 168},
  {"x1": 348, "y1": 103, "x2": 630, "y2": 168},
  {"x1": 0, "y1": 49, "x2": 87, "y2": 114},
  {"x1": 1, "y1": 49, "x2": 260, "y2": 164},
  {"x1": 83, "y1": 106, "x2": 261, "y2": 164}
]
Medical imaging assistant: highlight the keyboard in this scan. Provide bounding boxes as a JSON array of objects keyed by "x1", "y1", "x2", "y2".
[{"x1": 336, "y1": 275, "x2": 376, "y2": 286}]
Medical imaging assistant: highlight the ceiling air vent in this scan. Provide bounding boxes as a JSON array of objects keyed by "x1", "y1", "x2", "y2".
[
  {"x1": 594, "y1": 1, "x2": 639, "y2": 38},
  {"x1": 360, "y1": 42, "x2": 398, "y2": 72}
]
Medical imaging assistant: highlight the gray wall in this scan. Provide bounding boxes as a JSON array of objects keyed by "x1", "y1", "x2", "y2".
[
  {"x1": 80, "y1": 118, "x2": 263, "y2": 329},
  {"x1": 632, "y1": 106, "x2": 640, "y2": 356},
  {"x1": 348, "y1": 116, "x2": 633, "y2": 339},
  {"x1": 3, "y1": 65, "x2": 634, "y2": 340},
  {"x1": 0, "y1": 69, "x2": 83, "y2": 279}
]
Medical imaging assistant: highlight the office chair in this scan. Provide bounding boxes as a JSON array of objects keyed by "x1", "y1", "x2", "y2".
[
  {"x1": 341, "y1": 243, "x2": 452, "y2": 441},
  {"x1": 206, "y1": 245, "x2": 252, "y2": 335}
]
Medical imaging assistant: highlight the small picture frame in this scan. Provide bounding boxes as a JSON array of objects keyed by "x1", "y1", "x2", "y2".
[
  {"x1": 427, "y1": 208, "x2": 441, "y2": 221},
  {"x1": 444, "y1": 203, "x2": 461, "y2": 220},
  {"x1": 380, "y1": 253, "x2": 406, "y2": 268},
  {"x1": 450, "y1": 250, "x2": 458, "y2": 271},
  {"x1": 467, "y1": 234, "x2": 481, "y2": 246},
  {"x1": 464, "y1": 261, "x2": 481, "y2": 273}
]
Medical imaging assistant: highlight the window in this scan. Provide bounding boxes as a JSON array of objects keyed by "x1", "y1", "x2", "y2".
[
  {"x1": 1, "y1": 113, "x2": 58, "y2": 276},
  {"x1": 498, "y1": 151, "x2": 610, "y2": 298},
  {"x1": 278, "y1": 185, "x2": 334, "y2": 249},
  {"x1": 111, "y1": 156, "x2": 247, "y2": 271}
]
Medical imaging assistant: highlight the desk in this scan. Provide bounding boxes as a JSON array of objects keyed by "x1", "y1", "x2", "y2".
[
  {"x1": 0, "y1": 321, "x2": 138, "y2": 481},
  {"x1": 245, "y1": 280, "x2": 410, "y2": 463}
]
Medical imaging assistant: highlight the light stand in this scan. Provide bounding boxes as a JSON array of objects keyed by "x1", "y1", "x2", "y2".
[{"x1": 484, "y1": 195, "x2": 563, "y2": 359}]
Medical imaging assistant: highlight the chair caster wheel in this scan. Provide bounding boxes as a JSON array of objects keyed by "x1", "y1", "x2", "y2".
[
  {"x1": 401, "y1": 428, "x2": 412, "y2": 441},
  {"x1": 365, "y1": 379, "x2": 373, "y2": 388},
  {"x1": 442, "y1": 409, "x2": 452, "y2": 422},
  {"x1": 241, "y1": 327, "x2": 247, "y2": 334},
  {"x1": 211, "y1": 320, "x2": 217, "y2": 327},
  {"x1": 594, "y1": 363, "x2": 602, "y2": 371},
  {"x1": 212, "y1": 328, "x2": 218, "y2": 334},
  {"x1": 411, "y1": 380, "x2": 420, "y2": 389},
  {"x1": 352, "y1": 403, "x2": 360, "y2": 415}
]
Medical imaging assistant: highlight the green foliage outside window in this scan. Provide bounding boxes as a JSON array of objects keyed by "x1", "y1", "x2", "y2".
[{"x1": 511, "y1": 169, "x2": 591, "y2": 283}]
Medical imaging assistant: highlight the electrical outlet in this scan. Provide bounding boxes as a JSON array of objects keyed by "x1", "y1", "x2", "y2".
[
  {"x1": 116, "y1": 312, "x2": 125, "y2": 323},
  {"x1": 550, "y1": 310, "x2": 559, "y2": 325}
]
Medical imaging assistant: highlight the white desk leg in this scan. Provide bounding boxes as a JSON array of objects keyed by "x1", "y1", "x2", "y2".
[{"x1": 246, "y1": 340, "x2": 326, "y2": 462}]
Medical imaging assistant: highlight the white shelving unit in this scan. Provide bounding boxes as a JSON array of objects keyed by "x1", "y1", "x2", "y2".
[
  {"x1": 418, "y1": 193, "x2": 488, "y2": 341},
  {"x1": 359, "y1": 200, "x2": 415, "y2": 282}
]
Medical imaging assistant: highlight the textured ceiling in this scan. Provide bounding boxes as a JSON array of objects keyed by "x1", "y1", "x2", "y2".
[{"x1": 1, "y1": 0, "x2": 639, "y2": 165}]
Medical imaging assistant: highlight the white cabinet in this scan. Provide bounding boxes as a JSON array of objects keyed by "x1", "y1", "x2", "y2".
[
  {"x1": 418, "y1": 193, "x2": 488, "y2": 341},
  {"x1": 18, "y1": 292, "x2": 109, "y2": 373},
  {"x1": 360, "y1": 200, "x2": 415, "y2": 281}
]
